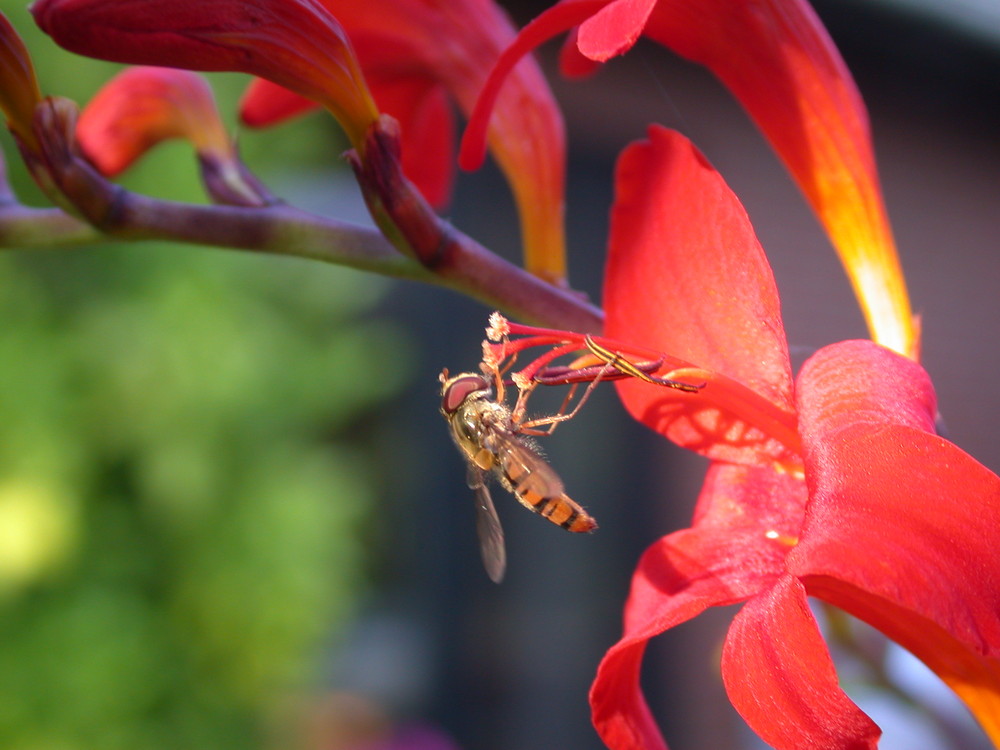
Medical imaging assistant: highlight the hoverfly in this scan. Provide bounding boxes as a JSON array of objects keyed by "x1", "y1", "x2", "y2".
[
  {"x1": 440, "y1": 333, "x2": 703, "y2": 582},
  {"x1": 439, "y1": 369, "x2": 597, "y2": 583}
]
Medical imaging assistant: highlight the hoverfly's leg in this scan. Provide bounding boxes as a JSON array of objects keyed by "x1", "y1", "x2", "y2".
[
  {"x1": 547, "y1": 381, "x2": 580, "y2": 434},
  {"x1": 492, "y1": 359, "x2": 506, "y2": 404},
  {"x1": 486, "y1": 336, "x2": 530, "y2": 406},
  {"x1": 481, "y1": 340, "x2": 511, "y2": 404},
  {"x1": 496, "y1": 343, "x2": 516, "y2": 378},
  {"x1": 584, "y1": 335, "x2": 703, "y2": 393},
  {"x1": 510, "y1": 376, "x2": 540, "y2": 425},
  {"x1": 518, "y1": 361, "x2": 615, "y2": 435},
  {"x1": 512, "y1": 377, "x2": 576, "y2": 434}
]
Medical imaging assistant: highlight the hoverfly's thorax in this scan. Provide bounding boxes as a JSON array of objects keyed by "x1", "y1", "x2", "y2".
[{"x1": 451, "y1": 396, "x2": 506, "y2": 463}]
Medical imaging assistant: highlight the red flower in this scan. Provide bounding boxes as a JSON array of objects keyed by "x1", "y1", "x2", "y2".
[
  {"x1": 239, "y1": 0, "x2": 568, "y2": 284},
  {"x1": 590, "y1": 126, "x2": 1000, "y2": 749},
  {"x1": 460, "y1": 0, "x2": 916, "y2": 356}
]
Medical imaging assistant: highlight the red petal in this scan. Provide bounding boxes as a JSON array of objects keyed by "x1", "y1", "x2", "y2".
[
  {"x1": 459, "y1": 0, "x2": 603, "y2": 171},
  {"x1": 796, "y1": 339, "x2": 937, "y2": 440},
  {"x1": 239, "y1": 79, "x2": 317, "y2": 127},
  {"x1": 643, "y1": 0, "x2": 914, "y2": 355},
  {"x1": 241, "y1": 74, "x2": 454, "y2": 210},
  {"x1": 591, "y1": 462, "x2": 806, "y2": 749},
  {"x1": 576, "y1": 0, "x2": 656, "y2": 61},
  {"x1": 791, "y1": 340, "x2": 1000, "y2": 740},
  {"x1": 31, "y1": 0, "x2": 379, "y2": 149},
  {"x1": 723, "y1": 575, "x2": 881, "y2": 749},
  {"x1": 558, "y1": 31, "x2": 601, "y2": 78},
  {"x1": 371, "y1": 78, "x2": 454, "y2": 209},
  {"x1": 604, "y1": 126, "x2": 797, "y2": 464},
  {"x1": 77, "y1": 66, "x2": 229, "y2": 176}
]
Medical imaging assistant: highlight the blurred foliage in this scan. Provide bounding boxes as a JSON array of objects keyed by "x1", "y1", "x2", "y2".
[
  {"x1": 0, "y1": 2, "x2": 410, "y2": 748},
  {"x1": 0, "y1": 248, "x2": 409, "y2": 749}
]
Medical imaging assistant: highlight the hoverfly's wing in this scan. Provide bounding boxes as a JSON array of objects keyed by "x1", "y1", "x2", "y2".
[
  {"x1": 495, "y1": 438, "x2": 565, "y2": 497},
  {"x1": 494, "y1": 438, "x2": 598, "y2": 533},
  {"x1": 467, "y1": 464, "x2": 506, "y2": 583}
]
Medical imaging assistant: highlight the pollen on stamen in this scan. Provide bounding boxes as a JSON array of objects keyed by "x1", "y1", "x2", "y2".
[
  {"x1": 481, "y1": 340, "x2": 503, "y2": 370},
  {"x1": 511, "y1": 371, "x2": 532, "y2": 391},
  {"x1": 764, "y1": 529, "x2": 799, "y2": 547},
  {"x1": 486, "y1": 312, "x2": 510, "y2": 342}
]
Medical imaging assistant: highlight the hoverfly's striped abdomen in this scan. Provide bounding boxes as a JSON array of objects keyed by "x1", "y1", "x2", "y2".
[
  {"x1": 519, "y1": 487, "x2": 598, "y2": 533},
  {"x1": 498, "y1": 442, "x2": 598, "y2": 533}
]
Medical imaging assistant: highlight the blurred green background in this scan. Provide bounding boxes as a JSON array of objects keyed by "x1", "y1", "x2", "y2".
[{"x1": 0, "y1": 4, "x2": 410, "y2": 748}]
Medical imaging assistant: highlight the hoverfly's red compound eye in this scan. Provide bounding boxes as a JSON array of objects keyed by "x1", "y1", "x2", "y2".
[{"x1": 441, "y1": 374, "x2": 490, "y2": 414}]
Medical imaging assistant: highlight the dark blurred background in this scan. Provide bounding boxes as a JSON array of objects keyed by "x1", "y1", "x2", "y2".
[{"x1": 0, "y1": 0, "x2": 997, "y2": 748}]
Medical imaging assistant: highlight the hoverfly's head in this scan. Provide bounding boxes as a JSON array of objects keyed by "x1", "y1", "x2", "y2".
[{"x1": 440, "y1": 371, "x2": 492, "y2": 415}]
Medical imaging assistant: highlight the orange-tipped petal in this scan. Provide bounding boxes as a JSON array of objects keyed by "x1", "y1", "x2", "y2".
[
  {"x1": 640, "y1": 0, "x2": 914, "y2": 357},
  {"x1": 432, "y1": 0, "x2": 570, "y2": 282},
  {"x1": 76, "y1": 66, "x2": 272, "y2": 206},
  {"x1": 330, "y1": 0, "x2": 568, "y2": 274},
  {"x1": 31, "y1": 0, "x2": 379, "y2": 151},
  {"x1": 77, "y1": 66, "x2": 230, "y2": 176},
  {"x1": 463, "y1": 0, "x2": 915, "y2": 353},
  {"x1": 0, "y1": 12, "x2": 42, "y2": 150}
]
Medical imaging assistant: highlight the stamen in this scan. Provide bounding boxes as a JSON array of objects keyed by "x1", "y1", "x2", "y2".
[
  {"x1": 486, "y1": 311, "x2": 510, "y2": 342},
  {"x1": 513, "y1": 342, "x2": 583, "y2": 383},
  {"x1": 472, "y1": 316, "x2": 802, "y2": 458}
]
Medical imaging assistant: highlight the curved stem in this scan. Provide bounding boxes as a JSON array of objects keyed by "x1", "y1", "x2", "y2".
[
  {"x1": 0, "y1": 192, "x2": 603, "y2": 333},
  {"x1": 0, "y1": 203, "x2": 101, "y2": 245},
  {"x1": 4, "y1": 97, "x2": 603, "y2": 333}
]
